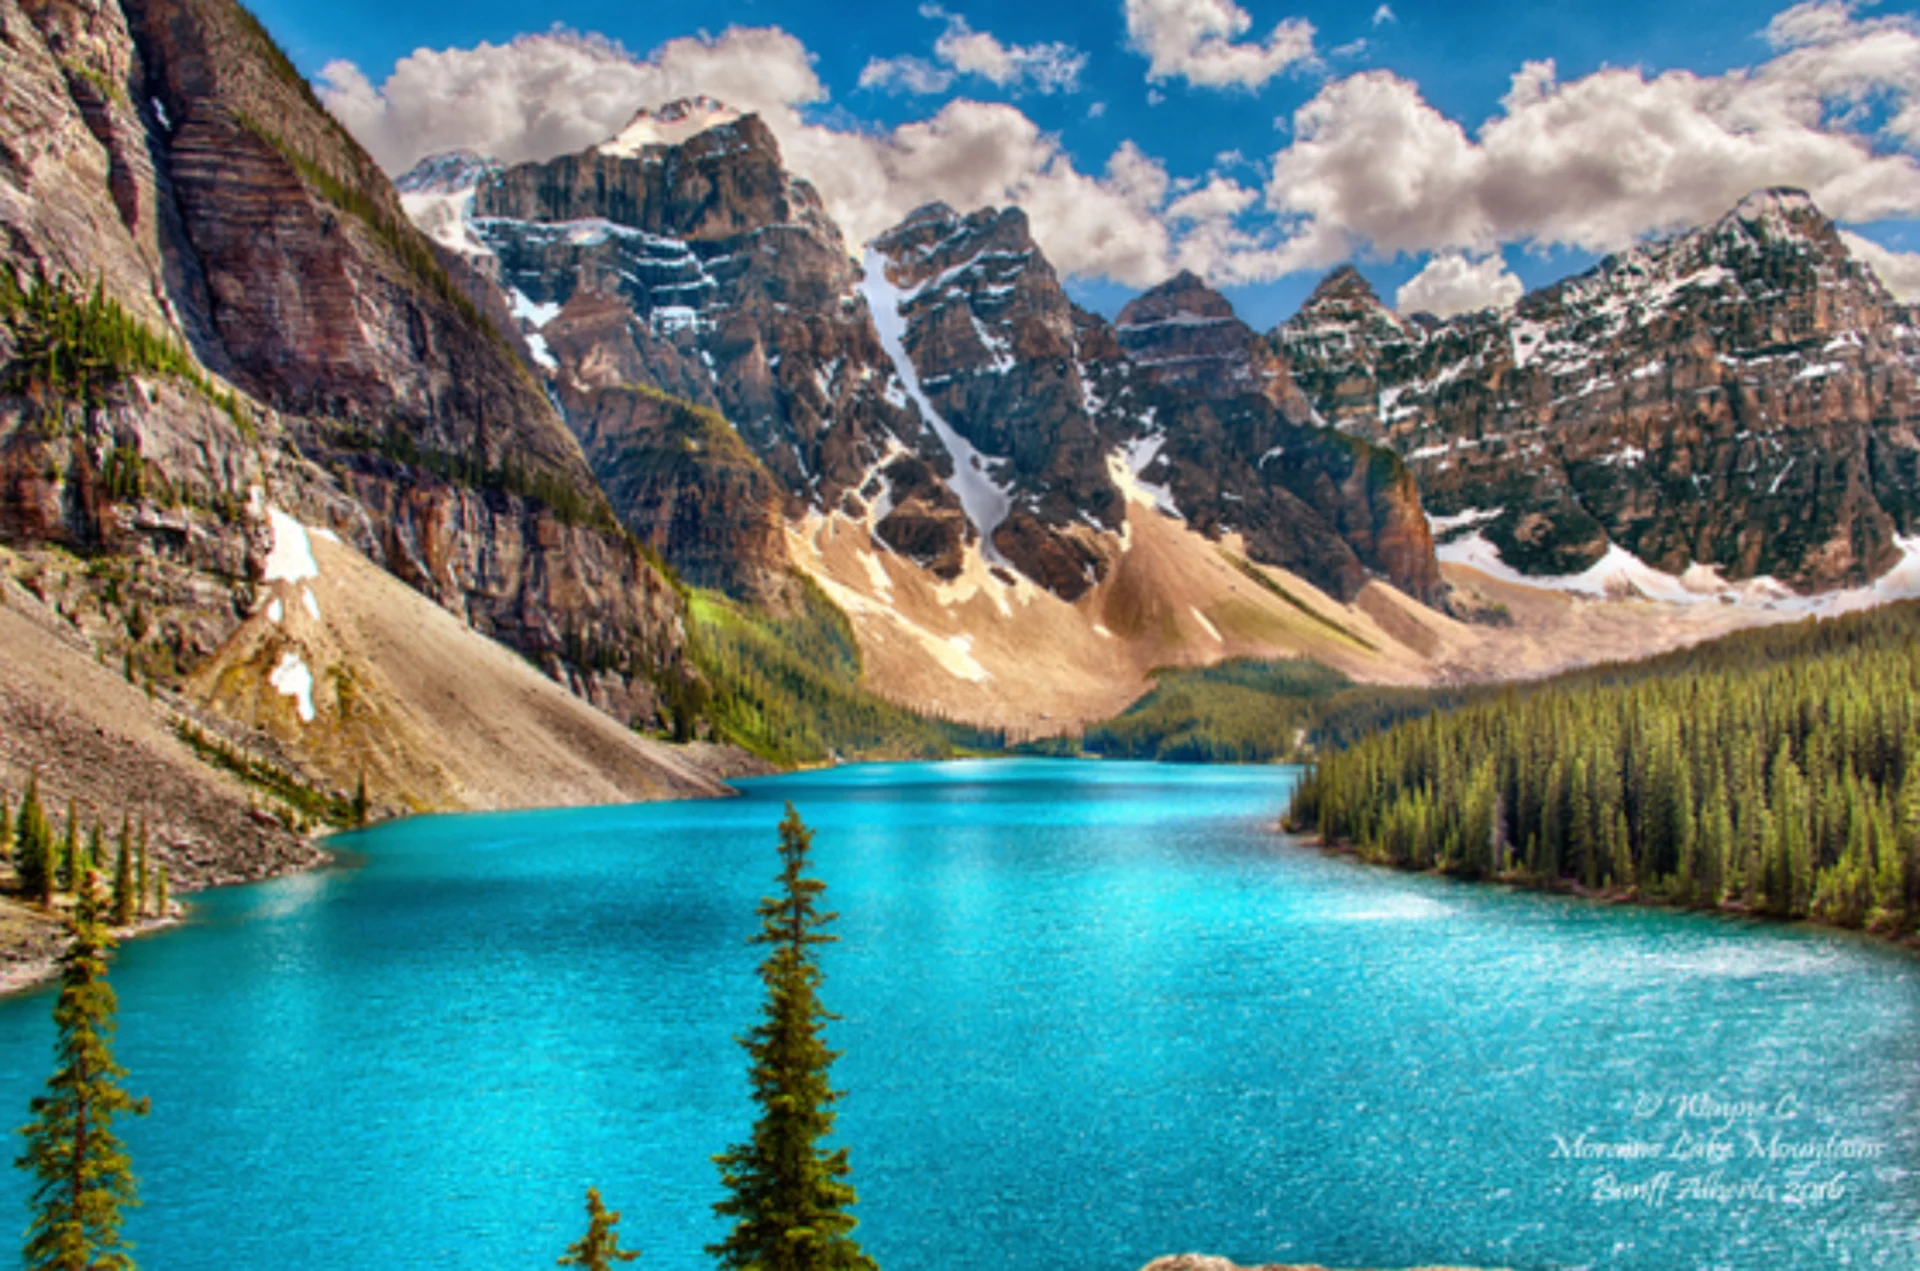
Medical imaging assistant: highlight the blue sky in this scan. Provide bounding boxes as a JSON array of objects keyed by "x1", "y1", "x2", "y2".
[{"x1": 256, "y1": 0, "x2": 1920, "y2": 327}]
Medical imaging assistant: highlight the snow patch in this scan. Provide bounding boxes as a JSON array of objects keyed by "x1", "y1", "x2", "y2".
[
  {"x1": 269, "y1": 651, "x2": 316, "y2": 724},
  {"x1": 1190, "y1": 607, "x2": 1223, "y2": 643},
  {"x1": 266, "y1": 598, "x2": 283, "y2": 624},
  {"x1": 1425, "y1": 506, "x2": 1503, "y2": 534},
  {"x1": 264, "y1": 509, "x2": 319, "y2": 584},
  {"x1": 860, "y1": 248, "x2": 1012, "y2": 564},
  {"x1": 301, "y1": 587, "x2": 321, "y2": 621}
]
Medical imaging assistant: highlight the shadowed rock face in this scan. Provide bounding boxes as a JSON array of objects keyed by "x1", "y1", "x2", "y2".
[
  {"x1": 1, "y1": 0, "x2": 691, "y2": 706},
  {"x1": 462, "y1": 110, "x2": 934, "y2": 598},
  {"x1": 427, "y1": 110, "x2": 1449, "y2": 607},
  {"x1": 867, "y1": 203, "x2": 1125, "y2": 598},
  {"x1": 1077, "y1": 295, "x2": 1443, "y2": 605},
  {"x1": 1278, "y1": 190, "x2": 1920, "y2": 589},
  {"x1": 1115, "y1": 270, "x2": 1313, "y2": 418}
]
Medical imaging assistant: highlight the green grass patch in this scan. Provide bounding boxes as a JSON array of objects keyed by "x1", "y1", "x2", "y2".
[
  {"x1": 683, "y1": 576, "x2": 1003, "y2": 766},
  {"x1": 1219, "y1": 550, "x2": 1376, "y2": 651},
  {"x1": 173, "y1": 719, "x2": 357, "y2": 828}
]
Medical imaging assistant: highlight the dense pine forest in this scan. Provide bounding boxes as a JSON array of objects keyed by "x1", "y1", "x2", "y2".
[{"x1": 1286, "y1": 603, "x2": 1920, "y2": 936}]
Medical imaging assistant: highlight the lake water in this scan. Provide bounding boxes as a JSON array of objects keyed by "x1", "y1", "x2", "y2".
[{"x1": 1, "y1": 760, "x2": 1917, "y2": 1270}]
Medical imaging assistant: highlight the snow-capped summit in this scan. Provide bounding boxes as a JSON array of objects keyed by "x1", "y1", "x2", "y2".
[
  {"x1": 594, "y1": 97, "x2": 742, "y2": 156},
  {"x1": 396, "y1": 151, "x2": 501, "y2": 258},
  {"x1": 395, "y1": 149, "x2": 499, "y2": 195}
]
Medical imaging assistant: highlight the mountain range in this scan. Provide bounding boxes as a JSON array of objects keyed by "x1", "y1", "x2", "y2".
[{"x1": 3, "y1": 0, "x2": 1918, "y2": 894}]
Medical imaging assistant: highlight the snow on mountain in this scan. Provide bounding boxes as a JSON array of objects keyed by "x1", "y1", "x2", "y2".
[{"x1": 595, "y1": 97, "x2": 741, "y2": 156}]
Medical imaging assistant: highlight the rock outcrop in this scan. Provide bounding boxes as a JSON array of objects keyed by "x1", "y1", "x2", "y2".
[
  {"x1": 452, "y1": 110, "x2": 927, "y2": 598},
  {"x1": 414, "y1": 122, "x2": 1445, "y2": 609},
  {"x1": 1278, "y1": 190, "x2": 1920, "y2": 589},
  {"x1": 0, "y1": 0, "x2": 705, "y2": 811}
]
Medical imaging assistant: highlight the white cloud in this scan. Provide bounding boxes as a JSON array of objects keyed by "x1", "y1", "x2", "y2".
[
  {"x1": 321, "y1": 28, "x2": 1164, "y2": 282},
  {"x1": 861, "y1": 9, "x2": 1085, "y2": 96},
  {"x1": 1166, "y1": 175, "x2": 1258, "y2": 220},
  {"x1": 859, "y1": 56, "x2": 954, "y2": 96},
  {"x1": 1394, "y1": 253, "x2": 1524, "y2": 316},
  {"x1": 1839, "y1": 230, "x2": 1920, "y2": 299},
  {"x1": 1372, "y1": 5, "x2": 1397, "y2": 25},
  {"x1": 318, "y1": 27, "x2": 826, "y2": 172},
  {"x1": 1261, "y1": 5, "x2": 1920, "y2": 267},
  {"x1": 1124, "y1": 0, "x2": 1319, "y2": 90},
  {"x1": 319, "y1": 2, "x2": 1920, "y2": 295}
]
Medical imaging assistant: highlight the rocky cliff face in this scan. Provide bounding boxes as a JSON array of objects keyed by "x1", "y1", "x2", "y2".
[
  {"x1": 1278, "y1": 190, "x2": 1920, "y2": 589},
  {"x1": 864, "y1": 203, "x2": 1121, "y2": 598},
  {"x1": 449, "y1": 110, "x2": 929, "y2": 599},
  {"x1": 1, "y1": 0, "x2": 695, "y2": 736},
  {"x1": 413, "y1": 117, "x2": 1445, "y2": 609},
  {"x1": 1075, "y1": 271, "x2": 1442, "y2": 604}
]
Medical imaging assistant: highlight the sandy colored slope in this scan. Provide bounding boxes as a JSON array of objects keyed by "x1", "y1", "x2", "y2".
[
  {"x1": 188, "y1": 524, "x2": 729, "y2": 812},
  {"x1": 0, "y1": 567, "x2": 324, "y2": 987},
  {"x1": 790, "y1": 461, "x2": 1786, "y2": 735}
]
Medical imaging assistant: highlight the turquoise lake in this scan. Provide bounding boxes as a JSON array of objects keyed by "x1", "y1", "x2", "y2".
[{"x1": 2, "y1": 759, "x2": 1918, "y2": 1269}]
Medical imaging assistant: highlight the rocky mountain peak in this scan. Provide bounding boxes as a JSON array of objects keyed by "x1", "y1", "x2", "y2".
[
  {"x1": 1116, "y1": 270, "x2": 1235, "y2": 326},
  {"x1": 395, "y1": 150, "x2": 499, "y2": 195},
  {"x1": 595, "y1": 96, "x2": 742, "y2": 155},
  {"x1": 1114, "y1": 269, "x2": 1308, "y2": 415},
  {"x1": 1306, "y1": 263, "x2": 1388, "y2": 309}
]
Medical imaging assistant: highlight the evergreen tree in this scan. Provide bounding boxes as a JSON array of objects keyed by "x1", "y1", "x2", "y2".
[
  {"x1": 1, "y1": 794, "x2": 12, "y2": 866},
  {"x1": 709, "y1": 806, "x2": 875, "y2": 1271},
  {"x1": 1609, "y1": 809, "x2": 1634, "y2": 891},
  {"x1": 15, "y1": 779, "x2": 54, "y2": 907},
  {"x1": 110, "y1": 821, "x2": 135, "y2": 929},
  {"x1": 558, "y1": 1188, "x2": 640, "y2": 1270},
  {"x1": 153, "y1": 869, "x2": 168, "y2": 919},
  {"x1": 1285, "y1": 601, "x2": 1920, "y2": 934},
  {"x1": 58, "y1": 806, "x2": 79, "y2": 896},
  {"x1": 133, "y1": 824, "x2": 148, "y2": 922},
  {"x1": 15, "y1": 870, "x2": 149, "y2": 1271}
]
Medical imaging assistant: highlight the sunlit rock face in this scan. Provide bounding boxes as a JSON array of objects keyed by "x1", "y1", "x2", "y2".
[{"x1": 1278, "y1": 190, "x2": 1920, "y2": 590}]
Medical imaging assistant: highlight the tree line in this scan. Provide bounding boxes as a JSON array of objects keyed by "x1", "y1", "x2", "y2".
[
  {"x1": 3, "y1": 776, "x2": 169, "y2": 925},
  {"x1": 14, "y1": 804, "x2": 873, "y2": 1271},
  {"x1": 1286, "y1": 603, "x2": 1920, "y2": 935}
]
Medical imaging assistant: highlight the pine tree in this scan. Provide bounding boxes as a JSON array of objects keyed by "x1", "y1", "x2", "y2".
[
  {"x1": 558, "y1": 1188, "x2": 640, "y2": 1270},
  {"x1": 1, "y1": 794, "x2": 12, "y2": 866},
  {"x1": 153, "y1": 869, "x2": 168, "y2": 919},
  {"x1": 709, "y1": 806, "x2": 876, "y2": 1271},
  {"x1": 15, "y1": 779, "x2": 54, "y2": 907},
  {"x1": 15, "y1": 869, "x2": 149, "y2": 1271},
  {"x1": 58, "y1": 805, "x2": 79, "y2": 896},
  {"x1": 110, "y1": 821, "x2": 135, "y2": 929},
  {"x1": 133, "y1": 824, "x2": 148, "y2": 921}
]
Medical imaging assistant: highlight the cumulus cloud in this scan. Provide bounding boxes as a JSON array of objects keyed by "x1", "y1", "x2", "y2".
[
  {"x1": 1372, "y1": 5, "x2": 1397, "y2": 25},
  {"x1": 859, "y1": 57, "x2": 954, "y2": 96},
  {"x1": 772, "y1": 102, "x2": 1169, "y2": 281},
  {"x1": 860, "y1": 8, "x2": 1084, "y2": 96},
  {"x1": 318, "y1": 27, "x2": 825, "y2": 171},
  {"x1": 1262, "y1": 3, "x2": 1920, "y2": 267},
  {"x1": 1839, "y1": 230, "x2": 1920, "y2": 299},
  {"x1": 1124, "y1": 0, "x2": 1319, "y2": 90},
  {"x1": 1394, "y1": 253, "x2": 1524, "y2": 316},
  {"x1": 318, "y1": 2, "x2": 1920, "y2": 294},
  {"x1": 322, "y1": 28, "x2": 1162, "y2": 280}
]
